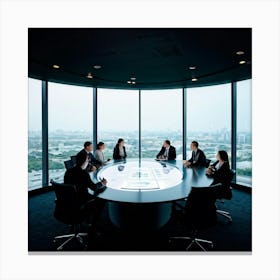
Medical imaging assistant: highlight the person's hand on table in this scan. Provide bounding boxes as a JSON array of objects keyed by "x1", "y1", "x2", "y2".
[
  {"x1": 91, "y1": 166, "x2": 97, "y2": 172},
  {"x1": 184, "y1": 161, "x2": 191, "y2": 167},
  {"x1": 206, "y1": 167, "x2": 213, "y2": 175},
  {"x1": 101, "y1": 178, "x2": 107, "y2": 186}
]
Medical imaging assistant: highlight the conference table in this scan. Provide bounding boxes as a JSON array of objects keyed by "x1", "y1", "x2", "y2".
[{"x1": 90, "y1": 159, "x2": 213, "y2": 231}]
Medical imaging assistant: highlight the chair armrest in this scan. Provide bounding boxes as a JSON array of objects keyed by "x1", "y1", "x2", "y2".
[
  {"x1": 80, "y1": 198, "x2": 96, "y2": 211},
  {"x1": 211, "y1": 183, "x2": 223, "y2": 187}
]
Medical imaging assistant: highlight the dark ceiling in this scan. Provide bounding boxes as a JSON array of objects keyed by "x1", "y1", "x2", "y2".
[{"x1": 28, "y1": 28, "x2": 251, "y2": 89}]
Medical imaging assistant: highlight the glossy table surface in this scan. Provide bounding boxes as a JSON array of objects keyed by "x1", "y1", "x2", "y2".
[{"x1": 90, "y1": 159, "x2": 213, "y2": 203}]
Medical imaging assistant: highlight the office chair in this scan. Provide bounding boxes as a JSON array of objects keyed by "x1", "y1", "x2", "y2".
[
  {"x1": 51, "y1": 180, "x2": 90, "y2": 251},
  {"x1": 70, "y1": 155, "x2": 77, "y2": 166},
  {"x1": 64, "y1": 159, "x2": 74, "y2": 170},
  {"x1": 205, "y1": 159, "x2": 211, "y2": 167},
  {"x1": 215, "y1": 169, "x2": 235, "y2": 222},
  {"x1": 170, "y1": 186, "x2": 220, "y2": 251}
]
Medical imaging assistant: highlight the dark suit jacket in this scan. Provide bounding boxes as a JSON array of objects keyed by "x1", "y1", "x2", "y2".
[
  {"x1": 210, "y1": 161, "x2": 232, "y2": 186},
  {"x1": 113, "y1": 145, "x2": 127, "y2": 160},
  {"x1": 64, "y1": 166, "x2": 104, "y2": 204},
  {"x1": 188, "y1": 148, "x2": 206, "y2": 167},
  {"x1": 156, "y1": 145, "x2": 176, "y2": 160},
  {"x1": 77, "y1": 149, "x2": 101, "y2": 170}
]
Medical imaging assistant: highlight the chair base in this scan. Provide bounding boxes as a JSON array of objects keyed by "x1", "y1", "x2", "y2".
[
  {"x1": 216, "y1": 209, "x2": 232, "y2": 222},
  {"x1": 169, "y1": 236, "x2": 213, "y2": 251},
  {"x1": 54, "y1": 232, "x2": 88, "y2": 251}
]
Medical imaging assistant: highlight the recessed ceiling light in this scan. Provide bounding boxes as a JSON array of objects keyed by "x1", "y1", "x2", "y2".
[
  {"x1": 86, "y1": 73, "x2": 93, "y2": 79},
  {"x1": 53, "y1": 64, "x2": 60, "y2": 69},
  {"x1": 236, "y1": 51, "x2": 245, "y2": 55},
  {"x1": 191, "y1": 77, "x2": 198, "y2": 82},
  {"x1": 189, "y1": 66, "x2": 196, "y2": 70},
  {"x1": 127, "y1": 80, "x2": 132, "y2": 84},
  {"x1": 93, "y1": 65, "x2": 102, "y2": 69},
  {"x1": 130, "y1": 77, "x2": 136, "y2": 80},
  {"x1": 239, "y1": 60, "x2": 246, "y2": 65},
  {"x1": 132, "y1": 81, "x2": 136, "y2": 85}
]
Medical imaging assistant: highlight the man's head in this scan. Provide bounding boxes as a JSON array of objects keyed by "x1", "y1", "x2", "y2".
[
  {"x1": 190, "y1": 141, "x2": 199, "y2": 151},
  {"x1": 163, "y1": 140, "x2": 171, "y2": 148},
  {"x1": 76, "y1": 151, "x2": 88, "y2": 169},
  {"x1": 84, "y1": 141, "x2": 93, "y2": 152}
]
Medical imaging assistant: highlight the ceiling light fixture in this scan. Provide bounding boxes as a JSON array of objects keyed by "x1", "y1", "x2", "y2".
[
  {"x1": 130, "y1": 77, "x2": 136, "y2": 80},
  {"x1": 189, "y1": 66, "x2": 196, "y2": 70},
  {"x1": 239, "y1": 60, "x2": 246, "y2": 65},
  {"x1": 86, "y1": 73, "x2": 93, "y2": 79},
  {"x1": 93, "y1": 65, "x2": 102, "y2": 69},
  {"x1": 131, "y1": 81, "x2": 136, "y2": 85},
  {"x1": 127, "y1": 80, "x2": 132, "y2": 84},
  {"x1": 53, "y1": 64, "x2": 60, "y2": 69},
  {"x1": 191, "y1": 77, "x2": 198, "y2": 82},
  {"x1": 236, "y1": 51, "x2": 245, "y2": 55}
]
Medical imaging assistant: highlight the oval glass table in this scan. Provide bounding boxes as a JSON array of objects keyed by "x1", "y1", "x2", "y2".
[{"x1": 90, "y1": 159, "x2": 213, "y2": 231}]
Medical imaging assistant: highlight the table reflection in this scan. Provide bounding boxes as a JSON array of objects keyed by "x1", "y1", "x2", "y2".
[{"x1": 97, "y1": 160, "x2": 183, "y2": 191}]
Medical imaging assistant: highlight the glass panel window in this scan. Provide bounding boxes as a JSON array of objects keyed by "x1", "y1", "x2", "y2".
[
  {"x1": 97, "y1": 89, "x2": 139, "y2": 159},
  {"x1": 48, "y1": 82, "x2": 93, "y2": 182},
  {"x1": 28, "y1": 78, "x2": 42, "y2": 190},
  {"x1": 236, "y1": 79, "x2": 252, "y2": 186},
  {"x1": 141, "y1": 89, "x2": 183, "y2": 159},
  {"x1": 187, "y1": 84, "x2": 231, "y2": 164}
]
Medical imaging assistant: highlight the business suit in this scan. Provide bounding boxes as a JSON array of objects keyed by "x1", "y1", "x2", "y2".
[
  {"x1": 64, "y1": 166, "x2": 106, "y2": 224},
  {"x1": 77, "y1": 149, "x2": 101, "y2": 170},
  {"x1": 113, "y1": 145, "x2": 127, "y2": 160},
  {"x1": 156, "y1": 145, "x2": 176, "y2": 160},
  {"x1": 64, "y1": 166, "x2": 105, "y2": 205},
  {"x1": 209, "y1": 161, "x2": 232, "y2": 186},
  {"x1": 188, "y1": 148, "x2": 206, "y2": 167}
]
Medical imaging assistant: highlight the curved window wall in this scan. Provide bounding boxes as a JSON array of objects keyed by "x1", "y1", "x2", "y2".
[
  {"x1": 187, "y1": 84, "x2": 232, "y2": 163},
  {"x1": 236, "y1": 79, "x2": 252, "y2": 185},
  {"x1": 28, "y1": 80, "x2": 252, "y2": 190},
  {"x1": 48, "y1": 82, "x2": 93, "y2": 182},
  {"x1": 97, "y1": 88, "x2": 139, "y2": 159},
  {"x1": 28, "y1": 78, "x2": 42, "y2": 190},
  {"x1": 141, "y1": 89, "x2": 183, "y2": 159}
]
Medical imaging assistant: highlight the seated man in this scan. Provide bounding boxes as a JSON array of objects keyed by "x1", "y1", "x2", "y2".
[
  {"x1": 184, "y1": 141, "x2": 206, "y2": 167},
  {"x1": 64, "y1": 151, "x2": 107, "y2": 225},
  {"x1": 78, "y1": 141, "x2": 101, "y2": 171},
  {"x1": 156, "y1": 140, "x2": 176, "y2": 160}
]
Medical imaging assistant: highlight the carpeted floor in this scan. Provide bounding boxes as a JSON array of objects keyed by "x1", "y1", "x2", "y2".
[{"x1": 28, "y1": 188, "x2": 251, "y2": 252}]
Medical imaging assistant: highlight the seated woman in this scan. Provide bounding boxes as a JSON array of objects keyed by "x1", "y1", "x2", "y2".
[
  {"x1": 94, "y1": 142, "x2": 111, "y2": 166},
  {"x1": 113, "y1": 138, "x2": 127, "y2": 160},
  {"x1": 206, "y1": 150, "x2": 233, "y2": 186}
]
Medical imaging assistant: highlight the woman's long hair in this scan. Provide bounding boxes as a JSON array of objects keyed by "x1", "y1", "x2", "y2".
[{"x1": 218, "y1": 150, "x2": 229, "y2": 162}]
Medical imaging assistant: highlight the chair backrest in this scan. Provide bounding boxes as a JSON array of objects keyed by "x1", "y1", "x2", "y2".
[
  {"x1": 205, "y1": 159, "x2": 211, "y2": 167},
  {"x1": 64, "y1": 159, "x2": 74, "y2": 170},
  {"x1": 51, "y1": 180, "x2": 80, "y2": 223},
  {"x1": 70, "y1": 155, "x2": 77, "y2": 166}
]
